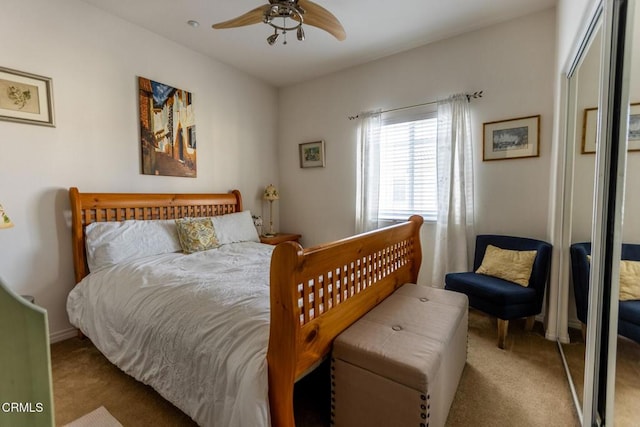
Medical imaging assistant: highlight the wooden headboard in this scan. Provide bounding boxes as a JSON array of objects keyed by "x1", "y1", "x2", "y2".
[
  {"x1": 68, "y1": 187, "x2": 243, "y2": 284},
  {"x1": 67, "y1": 186, "x2": 424, "y2": 426}
]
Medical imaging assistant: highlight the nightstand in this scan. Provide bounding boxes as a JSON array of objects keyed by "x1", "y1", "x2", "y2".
[{"x1": 260, "y1": 233, "x2": 302, "y2": 245}]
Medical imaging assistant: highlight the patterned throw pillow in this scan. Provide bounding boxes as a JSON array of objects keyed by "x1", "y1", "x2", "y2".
[{"x1": 175, "y1": 217, "x2": 220, "y2": 254}]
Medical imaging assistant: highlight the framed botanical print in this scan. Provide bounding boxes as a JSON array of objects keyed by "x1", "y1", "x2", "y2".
[{"x1": 0, "y1": 66, "x2": 54, "y2": 127}]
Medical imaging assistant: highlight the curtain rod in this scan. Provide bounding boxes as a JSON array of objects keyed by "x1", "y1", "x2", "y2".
[{"x1": 347, "y1": 90, "x2": 483, "y2": 120}]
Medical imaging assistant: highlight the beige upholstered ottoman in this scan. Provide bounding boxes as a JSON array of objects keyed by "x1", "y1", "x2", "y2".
[{"x1": 331, "y1": 284, "x2": 468, "y2": 427}]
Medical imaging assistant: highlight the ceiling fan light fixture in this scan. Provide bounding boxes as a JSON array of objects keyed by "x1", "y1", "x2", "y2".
[
  {"x1": 262, "y1": 4, "x2": 303, "y2": 46},
  {"x1": 211, "y1": 0, "x2": 346, "y2": 44},
  {"x1": 268, "y1": 5, "x2": 279, "y2": 17},
  {"x1": 267, "y1": 32, "x2": 280, "y2": 45}
]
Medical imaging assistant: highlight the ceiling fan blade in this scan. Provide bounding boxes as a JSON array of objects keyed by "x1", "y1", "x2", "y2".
[
  {"x1": 297, "y1": 0, "x2": 346, "y2": 41},
  {"x1": 212, "y1": 5, "x2": 270, "y2": 29}
]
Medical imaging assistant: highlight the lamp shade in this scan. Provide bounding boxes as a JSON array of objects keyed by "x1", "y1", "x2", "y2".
[
  {"x1": 264, "y1": 184, "x2": 280, "y2": 201},
  {"x1": 0, "y1": 204, "x2": 14, "y2": 229}
]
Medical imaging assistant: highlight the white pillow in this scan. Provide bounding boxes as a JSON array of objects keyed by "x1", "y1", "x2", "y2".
[
  {"x1": 85, "y1": 219, "x2": 182, "y2": 272},
  {"x1": 211, "y1": 211, "x2": 260, "y2": 245}
]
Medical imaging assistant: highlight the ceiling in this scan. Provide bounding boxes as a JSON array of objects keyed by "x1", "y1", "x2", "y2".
[{"x1": 79, "y1": 0, "x2": 557, "y2": 87}]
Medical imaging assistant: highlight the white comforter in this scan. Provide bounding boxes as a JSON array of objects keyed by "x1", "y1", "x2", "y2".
[{"x1": 67, "y1": 242, "x2": 275, "y2": 427}]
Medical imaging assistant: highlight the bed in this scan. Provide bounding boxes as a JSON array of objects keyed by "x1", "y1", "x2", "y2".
[{"x1": 67, "y1": 187, "x2": 423, "y2": 426}]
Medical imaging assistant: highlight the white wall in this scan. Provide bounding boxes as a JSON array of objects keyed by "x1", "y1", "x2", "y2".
[
  {"x1": 0, "y1": 0, "x2": 279, "y2": 340},
  {"x1": 5, "y1": 0, "x2": 625, "y2": 342},
  {"x1": 556, "y1": 0, "x2": 600, "y2": 74},
  {"x1": 277, "y1": 9, "x2": 556, "y2": 285}
]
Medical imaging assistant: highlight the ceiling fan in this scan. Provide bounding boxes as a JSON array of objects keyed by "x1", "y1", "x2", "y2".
[{"x1": 212, "y1": 0, "x2": 346, "y2": 45}]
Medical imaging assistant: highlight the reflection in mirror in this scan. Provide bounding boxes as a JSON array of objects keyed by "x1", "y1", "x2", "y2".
[
  {"x1": 616, "y1": 3, "x2": 640, "y2": 422},
  {"x1": 561, "y1": 18, "x2": 602, "y2": 417},
  {"x1": 561, "y1": 3, "x2": 640, "y2": 425}
]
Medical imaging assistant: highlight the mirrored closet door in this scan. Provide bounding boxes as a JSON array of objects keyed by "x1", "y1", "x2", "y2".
[
  {"x1": 614, "y1": 2, "x2": 640, "y2": 421},
  {"x1": 560, "y1": 0, "x2": 638, "y2": 425},
  {"x1": 560, "y1": 6, "x2": 602, "y2": 421}
]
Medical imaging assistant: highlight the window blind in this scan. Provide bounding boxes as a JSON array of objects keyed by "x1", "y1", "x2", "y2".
[{"x1": 378, "y1": 112, "x2": 437, "y2": 221}]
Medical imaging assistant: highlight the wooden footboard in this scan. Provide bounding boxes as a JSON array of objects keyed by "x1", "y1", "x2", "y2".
[
  {"x1": 267, "y1": 216, "x2": 423, "y2": 426},
  {"x1": 68, "y1": 188, "x2": 423, "y2": 426}
]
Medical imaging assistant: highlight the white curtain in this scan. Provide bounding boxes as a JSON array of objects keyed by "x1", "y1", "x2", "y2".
[
  {"x1": 431, "y1": 94, "x2": 475, "y2": 287},
  {"x1": 356, "y1": 110, "x2": 382, "y2": 233}
]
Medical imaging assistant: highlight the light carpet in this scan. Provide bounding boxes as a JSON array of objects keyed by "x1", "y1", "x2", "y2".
[
  {"x1": 63, "y1": 406, "x2": 122, "y2": 427},
  {"x1": 52, "y1": 309, "x2": 580, "y2": 426}
]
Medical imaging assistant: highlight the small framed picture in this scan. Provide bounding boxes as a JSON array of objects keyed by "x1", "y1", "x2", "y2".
[
  {"x1": 583, "y1": 103, "x2": 640, "y2": 153},
  {"x1": 630, "y1": 104, "x2": 640, "y2": 150},
  {"x1": 582, "y1": 107, "x2": 598, "y2": 154},
  {"x1": 299, "y1": 140, "x2": 326, "y2": 168},
  {"x1": 483, "y1": 115, "x2": 540, "y2": 161},
  {"x1": 0, "y1": 66, "x2": 55, "y2": 127}
]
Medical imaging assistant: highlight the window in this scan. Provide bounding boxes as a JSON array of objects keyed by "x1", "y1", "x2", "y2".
[{"x1": 378, "y1": 109, "x2": 438, "y2": 222}]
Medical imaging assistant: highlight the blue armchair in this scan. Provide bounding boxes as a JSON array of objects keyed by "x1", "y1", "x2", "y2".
[
  {"x1": 445, "y1": 235, "x2": 552, "y2": 348},
  {"x1": 570, "y1": 242, "x2": 640, "y2": 344}
]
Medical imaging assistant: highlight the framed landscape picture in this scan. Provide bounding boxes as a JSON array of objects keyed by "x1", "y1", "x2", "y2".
[
  {"x1": 483, "y1": 115, "x2": 540, "y2": 161},
  {"x1": 629, "y1": 103, "x2": 640, "y2": 150},
  {"x1": 582, "y1": 103, "x2": 640, "y2": 153},
  {"x1": 582, "y1": 107, "x2": 598, "y2": 154},
  {"x1": 299, "y1": 140, "x2": 325, "y2": 168},
  {"x1": 0, "y1": 66, "x2": 54, "y2": 127}
]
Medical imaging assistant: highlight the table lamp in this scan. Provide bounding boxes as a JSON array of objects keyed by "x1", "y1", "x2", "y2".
[
  {"x1": 263, "y1": 184, "x2": 279, "y2": 237},
  {"x1": 0, "y1": 204, "x2": 13, "y2": 229}
]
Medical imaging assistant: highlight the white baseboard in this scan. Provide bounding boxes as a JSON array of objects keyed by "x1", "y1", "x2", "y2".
[
  {"x1": 567, "y1": 319, "x2": 583, "y2": 330},
  {"x1": 546, "y1": 330, "x2": 571, "y2": 343},
  {"x1": 548, "y1": 319, "x2": 583, "y2": 344},
  {"x1": 50, "y1": 327, "x2": 77, "y2": 343}
]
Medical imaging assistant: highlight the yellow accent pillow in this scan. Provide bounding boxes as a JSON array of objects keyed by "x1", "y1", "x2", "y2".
[
  {"x1": 586, "y1": 256, "x2": 640, "y2": 301},
  {"x1": 619, "y1": 260, "x2": 640, "y2": 301},
  {"x1": 475, "y1": 245, "x2": 538, "y2": 287},
  {"x1": 175, "y1": 218, "x2": 220, "y2": 254}
]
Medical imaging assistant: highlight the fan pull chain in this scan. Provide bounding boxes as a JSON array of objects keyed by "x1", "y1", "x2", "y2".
[{"x1": 282, "y1": 17, "x2": 287, "y2": 45}]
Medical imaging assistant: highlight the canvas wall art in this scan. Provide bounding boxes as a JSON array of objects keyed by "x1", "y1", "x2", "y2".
[{"x1": 138, "y1": 76, "x2": 196, "y2": 177}]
